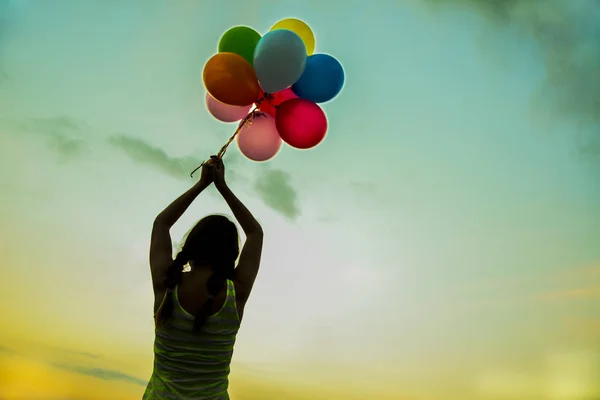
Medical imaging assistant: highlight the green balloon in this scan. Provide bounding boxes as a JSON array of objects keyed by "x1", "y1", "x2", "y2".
[{"x1": 218, "y1": 26, "x2": 261, "y2": 67}]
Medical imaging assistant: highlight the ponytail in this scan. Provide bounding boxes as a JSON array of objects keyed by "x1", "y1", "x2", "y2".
[{"x1": 155, "y1": 251, "x2": 188, "y2": 328}]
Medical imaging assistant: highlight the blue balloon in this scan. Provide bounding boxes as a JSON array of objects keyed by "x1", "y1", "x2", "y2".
[
  {"x1": 253, "y1": 29, "x2": 307, "y2": 94},
  {"x1": 291, "y1": 54, "x2": 345, "y2": 103}
]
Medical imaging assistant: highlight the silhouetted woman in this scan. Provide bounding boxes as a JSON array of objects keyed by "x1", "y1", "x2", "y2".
[{"x1": 143, "y1": 157, "x2": 263, "y2": 400}]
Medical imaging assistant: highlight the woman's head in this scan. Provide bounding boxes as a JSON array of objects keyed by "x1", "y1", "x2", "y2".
[
  {"x1": 181, "y1": 214, "x2": 239, "y2": 272},
  {"x1": 156, "y1": 214, "x2": 239, "y2": 330}
]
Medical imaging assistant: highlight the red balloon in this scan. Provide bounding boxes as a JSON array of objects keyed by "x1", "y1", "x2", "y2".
[
  {"x1": 275, "y1": 98, "x2": 327, "y2": 150},
  {"x1": 255, "y1": 88, "x2": 297, "y2": 117}
]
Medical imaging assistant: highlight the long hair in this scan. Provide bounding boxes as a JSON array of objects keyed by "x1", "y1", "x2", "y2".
[{"x1": 155, "y1": 214, "x2": 239, "y2": 331}]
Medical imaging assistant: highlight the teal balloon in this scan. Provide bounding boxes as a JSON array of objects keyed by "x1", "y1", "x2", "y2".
[
  {"x1": 253, "y1": 29, "x2": 307, "y2": 93},
  {"x1": 218, "y1": 26, "x2": 261, "y2": 67},
  {"x1": 292, "y1": 54, "x2": 345, "y2": 103}
]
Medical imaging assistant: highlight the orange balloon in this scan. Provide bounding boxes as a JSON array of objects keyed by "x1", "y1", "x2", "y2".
[{"x1": 203, "y1": 53, "x2": 260, "y2": 106}]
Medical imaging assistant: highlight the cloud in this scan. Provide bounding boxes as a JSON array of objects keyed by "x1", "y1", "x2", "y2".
[
  {"x1": 540, "y1": 285, "x2": 600, "y2": 301},
  {"x1": 57, "y1": 348, "x2": 100, "y2": 360},
  {"x1": 532, "y1": 263, "x2": 600, "y2": 301},
  {"x1": 109, "y1": 133, "x2": 300, "y2": 219},
  {"x1": 18, "y1": 116, "x2": 88, "y2": 159},
  {"x1": 0, "y1": 0, "x2": 13, "y2": 83},
  {"x1": 12, "y1": 116, "x2": 300, "y2": 219},
  {"x1": 108, "y1": 133, "x2": 204, "y2": 180},
  {"x1": 254, "y1": 168, "x2": 301, "y2": 220},
  {"x1": 108, "y1": 133, "x2": 246, "y2": 184},
  {"x1": 0, "y1": 345, "x2": 17, "y2": 356},
  {"x1": 350, "y1": 181, "x2": 377, "y2": 192},
  {"x1": 50, "y1": 363, "x2": 147, "y2": 387},
  {"x1": 419, "y1": 0, "x2": 600, "y2": 136},
  {"x1": 561, "y1": 318, "x2": 600, "y2": 346},
  {"x1": 581, "y1": 141, "x2": 600, "y2": 158},
  {"x1": 570, "y1": 318, "x2": 600, "y2": 335}
]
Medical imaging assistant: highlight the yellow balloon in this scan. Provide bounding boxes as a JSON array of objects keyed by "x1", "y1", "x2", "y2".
[{"x1": 270, "y1": 18, "x2": 315, "y2": 55}]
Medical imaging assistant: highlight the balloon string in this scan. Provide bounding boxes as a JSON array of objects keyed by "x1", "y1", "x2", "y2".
[{"x1": 190, "y1": 109, "x2": 263, "y2": 178}]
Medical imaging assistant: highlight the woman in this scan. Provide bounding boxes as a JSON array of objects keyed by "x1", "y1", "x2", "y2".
[{"x1": 143, "y1": 157, "x2": 263, "y2": 400}]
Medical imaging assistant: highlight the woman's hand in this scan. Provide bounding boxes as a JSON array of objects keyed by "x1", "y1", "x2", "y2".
[
  {"x1": 211, "y1": 157, "x2": 226, "y2": 189},
  {"x1": 198, "y1": 156, "x2": 217, "y2": 187}
]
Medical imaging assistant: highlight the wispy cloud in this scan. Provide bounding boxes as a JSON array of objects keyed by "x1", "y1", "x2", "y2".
[
  {"x1": 555, "y1": 263, "x2": 600, "y2": 279},
  {"x1": 580, "y1": 142, "x2": 600, "y2": 158},
  {"x1": 420, "y1": 0, "x2": 600, "y2": 137},
  {"x1": 0, "y1": 344, "x2": 17, "y2": 356},
  {"x1": 109, "y1": 133, "x2": 301, "y2": 219},
  {"x1": 108, "y1": 133, "x2": 247, "y2": 184},
  {"x1": 539, "y1": 285, "x2": 600, "y2": 301},
  {"x1": 18, "y1": 116, "x2": 88, "y2": 159},
  {"x1": 254, "y1": 168, "x2": 301, "y2": 220},
  {"x1": 563, "y1": 318, "x2": 600, "y2": 344},
  {"x1": 50, "y1": 363, "x2": 147, "y2": 387},
  {"x1": 572, "y1": 318, "x2": 600, "y2": 334},
  {"x1": 350, "y1": 181, "x2": 377, "y2": 192},
  {"x1": 0, "y1": 0, "x2": 13, "y2": 83},
  {"x1": 12, "y1": 115, "x2": 302, "y2": 219},
  {"x1": 53, "y1": 347, "x2": 100, "y2": 360},
  {"x1": 108, "y1": 133, "x2": 203, "y2": 180}
]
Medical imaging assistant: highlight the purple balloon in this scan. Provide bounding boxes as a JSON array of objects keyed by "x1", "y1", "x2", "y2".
[
  {"x1": 206, "y1": 93, "x2": 252, "y2": 123},
  {"x1": 236, "y1": 113, "x2": 282, "y2": 162}
]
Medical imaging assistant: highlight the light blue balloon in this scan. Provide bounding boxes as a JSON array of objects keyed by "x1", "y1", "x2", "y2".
[
  {"x1": 292, "y1": 54, "x2": 345, "y2": 103},
  {"x1": 253, "y1": 29, "x2": 307, "y2": 94}
]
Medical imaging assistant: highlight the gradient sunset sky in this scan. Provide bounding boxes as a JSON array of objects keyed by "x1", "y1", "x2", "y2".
[{"x1": 0, "y1": 1, "x2": 599, "y2": 399}]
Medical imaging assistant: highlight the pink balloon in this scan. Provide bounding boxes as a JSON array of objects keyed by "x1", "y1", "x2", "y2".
[
  {"x1": 206, "y1": 93, "x2": 252, "y2": 123},
  {"x1": 275, "y1": 98, "x2": 328, "y2": 149},
  {"x1": 236, "y1": 113, "x2": 282, "y2": 162}
]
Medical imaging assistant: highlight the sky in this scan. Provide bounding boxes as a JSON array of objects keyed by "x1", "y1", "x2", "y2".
[{"x1": 0, "y1": 0, "x2": 599, "y2": 399}]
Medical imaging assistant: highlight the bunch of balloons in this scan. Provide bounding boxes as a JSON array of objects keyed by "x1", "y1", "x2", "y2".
[{"x1": 202, "y1": 18, "x2": 345, "y2": 162}]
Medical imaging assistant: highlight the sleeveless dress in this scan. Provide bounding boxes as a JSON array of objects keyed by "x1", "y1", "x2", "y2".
[{"x1": 143, "y1": 279, "x2": 241, "y2": 400}]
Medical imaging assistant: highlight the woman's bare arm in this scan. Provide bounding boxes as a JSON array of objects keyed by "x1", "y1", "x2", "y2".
[
  {"x1": 213, "y1": 160, "x2": 263, "y2": 304},
  {"x1": 217, "y1": 183, "x2": 262, "y2": 236},
  {"x1": 150, "y1": 168, "x2": 212, "y2": 291}
]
